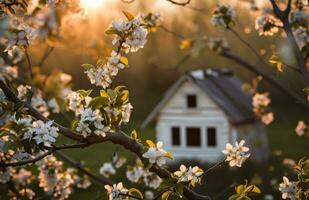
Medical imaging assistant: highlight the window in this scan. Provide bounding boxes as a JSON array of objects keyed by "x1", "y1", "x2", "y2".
[
  {"x1": 207, "y1": 127, "x2": 217, "y2": 147},
  {"x1": 171, "y1": 127, "x2": 180, "y2": 146},
  {"x1": 186, "y1": 127, "x2": 201, "y2": 147},
  {"x1": 187, "y1": 95, "x2": 197, "y2": 108}
]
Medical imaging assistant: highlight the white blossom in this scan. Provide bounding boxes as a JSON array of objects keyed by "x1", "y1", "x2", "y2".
[
  {"x1": 255, "y1": 14, "x2": 282, "y2": 36},
  {"x1": 104, "y1": 182, "x2": 128, "y2": 200},
  {"x1": 143, "y1": 171, "x2": 162, "y2": 189},
  {"x1": 85, "y1": 51, "x2": 127, "y2": 89},
  {"x1": 211, "y1": 5, "x2": 235, "y2": 30},
  {"x1": 47, "y1": 98, "x2": 60, "y2": 113},
  {"x1": 279, "y1": 176, "x2": 297, "y2": 200},
  {"x1": 295, "y1": 120, "x2": 307, "y2": 136},
  {"x1": 126, "y1": 166, "x2": 144, "y2": 183},
  {"x1": 0, "y1": 58, "x2": 18, "y2": 81},
  {"x1": 99, "y1": 163, "x2": 116, "y2": 178},
  {"x1": 31, "y1": 91, "x2": 50, "y2": 117},
  {"x1": 293, "y1": 26, "x2": 309, "y2": 50},
  {"x1": 222, "y1": 140, "x2": 250, "y2": 167},
  {"x1": 174, "y1": 165, "x2": 203, "y2": 186},
  {"x1": 145, "y1": 190, "x2": 154, "y2": 200},
  {"x1": 142, "y1": 141, "x2": 169, "y2": 166},
  {"x1": 24, "y1": 120, "x2": 59, "y2": 147}
]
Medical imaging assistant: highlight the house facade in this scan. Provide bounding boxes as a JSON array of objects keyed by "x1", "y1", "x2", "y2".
[{"x1": 142, "y1": 69, "x2": 269, "y2": 163}]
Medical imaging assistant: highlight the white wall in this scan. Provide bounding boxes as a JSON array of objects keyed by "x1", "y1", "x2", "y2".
[{"x1": 156, "y1": 80, "x2": 231, "y2": 163}]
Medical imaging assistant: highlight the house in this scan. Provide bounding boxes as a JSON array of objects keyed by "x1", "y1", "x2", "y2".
[{"x1": 142, "y1": 68, "x2": 269, "y2": 163}]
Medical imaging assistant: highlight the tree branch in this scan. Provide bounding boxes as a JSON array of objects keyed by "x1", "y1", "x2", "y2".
[
  {"x1": 0, "y1": 80, "x2": 212, "y2": 200},
  {"x1": 269, "y1": 0, "x2": 309, "y2": 86},
  {"x1": 220, "y1": 50, "x2": 309, "y2": 109}
]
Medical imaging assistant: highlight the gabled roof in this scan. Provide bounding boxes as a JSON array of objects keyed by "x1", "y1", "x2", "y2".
[{"x1": 141, "y1": 68, "x2": 255, "y2": 128}]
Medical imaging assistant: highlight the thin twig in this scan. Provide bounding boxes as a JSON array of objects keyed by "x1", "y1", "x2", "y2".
[
  {"x1": 203, "y1": 158, "x2": 225, "y2": 175},
  {"x1": 24, "y1": 46, "x2": 33, "y2": 79},
  {"x1": 0, "y1": 80, "x2": 212, "y2": 200},
  {"x1": 37, "y1": 46, "x2": 54, "y2": 68},
  {"x1": 159, "y1": 26, "x2": 186, "y2": 40},
  {"x1": 228, "y1": 27, "x2": 266, "y2": 65}
]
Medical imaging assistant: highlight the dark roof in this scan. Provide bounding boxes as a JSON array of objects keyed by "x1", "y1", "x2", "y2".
[{"x1": 141, "y1": 68, "x2": 255, "y2": 128}]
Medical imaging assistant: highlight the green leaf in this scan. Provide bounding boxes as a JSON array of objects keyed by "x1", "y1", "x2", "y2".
[
  {"x1": 105, "y1": 27, "x2": 120, "y2": 35},
  {"x1": 122, "y1": 11, "x2": 134, "y2": 21},
  {"x1": 128, "y1": 188, "x2": 143, "y2": 199},
  {"x1": 161, "y1": 191, "x2": 172, "y2": 200},
  {"x1": 77, "y1": 89, "x2": 92, "y2": 97},
  {"x1": 158, "y1": 178, "x2": 175, "y2": 191},
  {"x1": 88, "y1": 96, "x2": 109, "y2": 109},
  {"x1": 81, "y1": 64, "x2": 94, "y2": 70},
  {"x1": 120, "y1": 56, "x2": 129, "y2": 66},
  {"x1": 236, "y1": 185, "x2": 245, "y2": 194},
  {"x1": 131, "y1": 129, "x2": 138, "y2": 140},
  {"x1": 100, "y1": 90, "x2": 109, "y2": 98},
  {"x1": 175, "y1": 183, "x2": 184, "y2": 195}
]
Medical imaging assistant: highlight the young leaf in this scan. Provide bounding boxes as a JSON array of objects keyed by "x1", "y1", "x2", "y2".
[
  {"x1": 146, "y1": 140, "x2": 155, "y2": 148},
  {"x1": 122, "y1": 11, "x2": 134, "y2": 21},
  {"x1": 128, "y1": 188, "x2": 143, "y2": 199},
  {"x1": 131, "y1": 129, "x2": 138, "y2": 140},
  {"x1": 81, "y1": 63, "x2": 94, "y2": 70},
  {"x1": 120, "y1": 56, "x2": 129, "y2": 66},
  {"x1": 161, "y1": 191, "x2": 172, "y2": 200}
]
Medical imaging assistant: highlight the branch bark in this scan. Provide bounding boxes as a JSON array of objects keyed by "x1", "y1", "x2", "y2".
[
  {"x1": 269, "y1": 0, "x2": 309, "y2": 86},
  {"x1": 221, "y1": 50, "x2": 309, "y2": 109},
  {"x1": 0, "y1": 80, "x2": 212, "y2": 200}
]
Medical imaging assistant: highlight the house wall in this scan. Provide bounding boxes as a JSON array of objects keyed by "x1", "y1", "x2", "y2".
[{"x1": 156, "y1": 80, "x2": 231, "y2": 163}]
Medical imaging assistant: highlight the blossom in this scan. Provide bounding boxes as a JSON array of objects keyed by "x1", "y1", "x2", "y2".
[
  {"x1": 145, "y1": 190, "x2": 154, "y2": 200},
  {"x1": 255, "y1": 14, "x2": 282, "y2": 36},
  {"x1": 143, "y1": 171, "x2": 162, "y2": 189},
  {"x1": 85, "y1": 51, "x2": 127, "y2": 89},
  {"x1": 207, "y1": 37, "x2": 229, "y2": 52},
  {"x1": 104, "y1": 182, "x2": 128, "y2": 200},
  {"x1": 37, "y1": 156, "x2": 77, "y2": 200},
  {"x1": 31, "y1": 91, "x2": 50, "y2": 117},
  {"x1": 66, "y1": 91, "x2": 92, "y2": 115},
  {"x1": 293, "y1": 26, "x2": 309, "y2": 50},
  {"x1": 295, "y1": 120, "x2": 307, "y2": 136},
  {"x1": 252, "y1": 93, "x2": 270, "y2": 107},
  {"x1": 47, "y1": 98, "x2": 60, "y2": 113},
  {"x1": 211, "y1": 5, "x2": 235, "y2": 30},
  {"x1": 75, "y1": 108, "x2": 109, "y2": 138},
  {"x1": 17, "y1": 84, "x2": 31, "y2": 99},
  {"x1": 222, "y1": 140, "x2": 250, "y2": 167},
  {"x1": 142, "y1": 141, "x2": 170, "y2": 166},
  {"x1": 12, "y1": 168, "x2": 32, "y2": 185},
  {"x1": 0, "y1": 58, "x2": 18, "y2": 81},
  {"x1": 99, "y1": 163, "x2": 116, "y2": 178},
  {"x1": 174, "y1": 164, "x2": 203, "y2": 186},
  {"x1": 126, "y1": 166, "x2": 144, "y2": 183},
  {"x1": 121, "y1": 103, "x2": 133, "y2": 123},
  {"x1": 279, "y1": 176, "x2": 297, "y2": 200},
  {"x1": 261, "y1": 112, "x2": 274, "y2": 125},
  {"x1": 23, "y1": 120, "x2": 59, "y2": 147},
  {"x1": 110, "y1": 17, "x2": 148, "y2": 53}
]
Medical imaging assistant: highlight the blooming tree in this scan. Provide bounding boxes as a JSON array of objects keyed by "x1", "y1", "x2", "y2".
[{"x1": 0, "y1": 0, "x2": 308, "y2": 200}]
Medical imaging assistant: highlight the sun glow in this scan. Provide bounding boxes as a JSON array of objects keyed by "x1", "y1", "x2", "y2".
[{"x1": 80, "y1": 0, "x2": 104, "y2": 10}]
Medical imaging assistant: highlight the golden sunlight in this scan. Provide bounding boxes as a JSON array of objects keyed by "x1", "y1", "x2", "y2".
[{"x1": 80, "y1": 0, "x2": 104, "y2": 10}]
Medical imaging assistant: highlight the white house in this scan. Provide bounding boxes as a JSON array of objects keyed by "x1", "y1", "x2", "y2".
[{"x1": 142, "y1": 68, "x2": 269, "y2": 163}]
